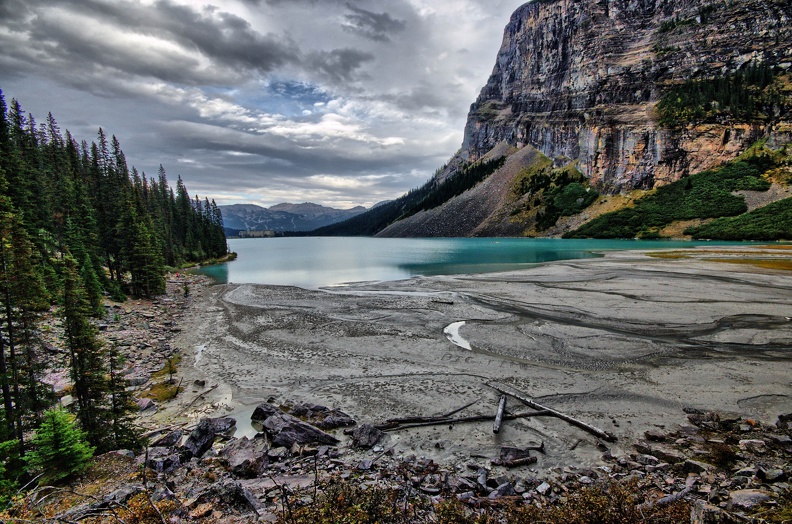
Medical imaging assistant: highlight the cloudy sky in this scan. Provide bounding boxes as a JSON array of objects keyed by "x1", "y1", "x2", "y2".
[{"x1": 0, "y1": 0, "x2": 526, "y2": 209}]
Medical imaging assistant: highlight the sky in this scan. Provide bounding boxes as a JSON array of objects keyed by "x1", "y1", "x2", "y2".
[{"x1": 0, "y1": 0, "x2": 527, "y2": 209}]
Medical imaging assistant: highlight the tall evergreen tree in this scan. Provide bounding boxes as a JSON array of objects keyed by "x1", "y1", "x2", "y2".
[{"x1": 60, "y1": 253, "x2": 109, "y2": 448}]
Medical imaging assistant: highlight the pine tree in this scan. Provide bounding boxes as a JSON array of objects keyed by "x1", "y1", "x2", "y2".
[
  {"x1": 79, "y1": 254, "x2": 104, "y2": 318},
  {"x1": 117, "y1": 191, "x2": 166, "y2": 298},
  {"x1": 61, "y1": 253, "x2": 109, "y2": 448},
  {"x1": 106, "y1": 346, "x2": 140, "y2": 451},
  {"x1": 24, "y1": 408, "x2": 94, "y2": 484}
]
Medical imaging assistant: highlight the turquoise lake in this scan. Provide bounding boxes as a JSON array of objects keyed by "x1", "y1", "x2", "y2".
[{"x1": 193, "y1": 237, "x2": 750, "y2": 288}]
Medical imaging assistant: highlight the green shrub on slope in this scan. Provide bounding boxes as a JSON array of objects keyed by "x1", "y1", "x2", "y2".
[
  {"x1": 565, "y1": 159, "x2": 770, "y2": 238},
  {"x1": 686, "y1": 197, "x2": 792, "y2": 240}
]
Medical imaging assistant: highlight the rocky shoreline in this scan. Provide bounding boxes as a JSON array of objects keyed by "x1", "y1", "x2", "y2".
[{"x1": 11, "y1": 249, "x2": 792, "y2": 522}]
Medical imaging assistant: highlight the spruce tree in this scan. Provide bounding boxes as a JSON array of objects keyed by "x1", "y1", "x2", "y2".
[
  {"x1": 106, "y1": 346, "x2": 140, "y2": 451},
  {"x1": 61, "y1": 253, "x2": 109, "y2": 448},
  {"x1": 24, "y1": 408, "x2": 94, "y2": 484},
  {"x1": 79, "y1": 254, "x2": 105, "y2": 318}
]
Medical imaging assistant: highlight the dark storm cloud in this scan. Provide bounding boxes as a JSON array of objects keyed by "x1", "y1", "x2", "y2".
[
  {"x1": 342, "y1": 4, "x2": 407, "y2": 42},
  {"x1": 306, "y1": 48, "x2": 375, "y2": 83},
  {"x1": 35, "y1": 0, "x2": 300, "y2": 75},
  {"x1": 0, "y1": 0, "x2": 530, "y2": 207}
]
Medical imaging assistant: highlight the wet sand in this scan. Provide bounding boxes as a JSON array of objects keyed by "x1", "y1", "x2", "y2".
[{"x1": 165, "y1": 248, "x2": 792, "y2": 469}]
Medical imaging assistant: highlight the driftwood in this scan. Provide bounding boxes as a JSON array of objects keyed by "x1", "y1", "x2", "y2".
[
  {"x1": 497, "y1": 456, "x2": 538, "y2": 468},
  {"x1": 486, "y1": 381, "x2": 617, "y2": 442},
  {"x1": 493, "y1": 395, "x2": 507, "y2": 434},
  {"x1": 382, "y1": 411, "x2": 551, "y2": 432},
  {"x1": 386, "y1": 400, "x2": 480, "y2": 425},
  {"x1": 441, "y1": 399, "x2": 478, "y2": 418}
]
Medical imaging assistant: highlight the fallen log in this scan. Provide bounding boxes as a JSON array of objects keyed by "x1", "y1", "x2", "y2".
[
  {"x1": 496, "y1": 456, "x2": 538, "y2": 468},
  {"x1": 493, "y1": 395, "x2": 507, "y2": 434},
  {"x1": 440, "y1": 399, "x2": 478, "y2": 418},
  {"x1": 386, "y1": 399, "x2": 480, "y2": 425},
  {"x1": 486, "y1": 381, "x2": 617, "y2": 442},
  {"x1": 382, "y1": 410, "x2": 551, "y2": 432}
]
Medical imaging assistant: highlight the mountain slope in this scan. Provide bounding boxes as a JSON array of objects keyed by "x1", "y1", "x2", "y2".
[{"x1": 319, "y1": 0, "x2": 792, "y2": 238}]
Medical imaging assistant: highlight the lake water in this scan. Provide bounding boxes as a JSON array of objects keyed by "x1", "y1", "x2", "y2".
[{"x1": 193, "y1": 237, "x2": 745, "y2": 288}]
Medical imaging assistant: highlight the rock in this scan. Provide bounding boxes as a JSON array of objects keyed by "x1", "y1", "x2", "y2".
[
  {"x1": 351, "y1": 424, "x2": 384, "y2": 449},
  {"x1": 204, "y1": 481, "x2": 264, "y2": 517},
  {"x1": 124, "y1": 372, "x2": 151, "y2": 386},
  {"x1": 145, "y1": 447, "x2": 182, "y2": 473},
  {"x1": 489, "y1": 482, "x2": 516, "y2": 498},
  {"x1": 684, "y1": 459, "x2": 712, "y2": 474},
  {"x1": 728, "y1": 489, "x2": 770, "y2": 510},
  {"x1": 776, "y1": 413, "x2": 792, "y2": 430},
  {"x1": 190, "y1": 503, "x2": 214, "y2": 519},
  {"x1": 317, "y1": 412, "x2": 356, "y2": 429},
  {"x1": 104, "y1": 484, "x2": 145, "y2": 505},
  {"x1": 636, "y1": 454, "x2": 660, "y2": 466},
  {"x1": 758, "y1": 467, "x2": 786, "y2": 483},
  {"x1": 649, "y1": 446, "x2": 685, "y2": 464},
  {"x1": 579, "y1": 476, "x2": 594, "y2": 485},
  {"x1": 251, "y1": 403, "x2": 339, "y2": 447},
  {"x1": 644, "y1": 430, "x2": 666, "y2": 442},
  {"x1": 151, "y1": 429, "x2": 183, "y2": 448},
  {"x1": 739, "y1": 439, "x2": 767, "y2": 454},
  {"x1": 137, "y1": 398, "x2": 157, "y2": 412},
  {"x1": 180, "y1": 419, "x2": 217, "y2": 460},
  {"x1": 536, "y1": 481, "x2": 551, "y2": 495},
  {"x1": 207, "y1": 417, "x2": 237, "y2": 436},
  {"x1": 193, "y1": 379, "x2": 206, "y2": 388},
  {"x1": 220, "y1": 437, "x2": 269, "y2": 478}
]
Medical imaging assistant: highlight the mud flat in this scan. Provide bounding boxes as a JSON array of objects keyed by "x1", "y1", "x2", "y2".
[{"x1": 168, "y1": 248, "x2": 792, "y2": 469}]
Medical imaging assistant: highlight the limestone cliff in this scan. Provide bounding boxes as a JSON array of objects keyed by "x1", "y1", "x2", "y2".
[{"x1": 463, "y1": 0, "x2": 792, "y2": 192}]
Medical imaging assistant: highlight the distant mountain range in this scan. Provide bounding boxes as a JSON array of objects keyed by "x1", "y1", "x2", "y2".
[{"x1": 219, "y1": 202, "x2": 368, "y2": 233}]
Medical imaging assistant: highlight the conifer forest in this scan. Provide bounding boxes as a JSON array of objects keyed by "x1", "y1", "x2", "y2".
[{"x1": 0, "y1": 88, "x2": 228, "y2": 501}]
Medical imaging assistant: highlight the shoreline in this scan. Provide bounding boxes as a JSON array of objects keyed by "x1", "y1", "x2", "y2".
[{"x1": 158, "y1": 246, "x2": 792, "y2": 471}]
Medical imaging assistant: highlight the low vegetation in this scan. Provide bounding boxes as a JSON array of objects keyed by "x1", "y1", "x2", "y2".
[
  {"x1": 685, "y1": 196, "x2": 792, "y2": 240},
  {"x1": 272, "y1": 478, "x2": 690, "y2": 524},
  {"x1": 511, "y1": 159, "x2": 599, "y2": 231},
  {"x1": 564, "y1": 145, "x2": 786, "y2": 238}
]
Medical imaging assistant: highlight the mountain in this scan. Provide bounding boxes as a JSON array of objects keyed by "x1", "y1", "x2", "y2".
[
  {"x1": 319, "y1": 0, "x2": 792, "y2": 238},
  {"x1": 220, "y1": 203, "x2": 366, "y2": 233}
]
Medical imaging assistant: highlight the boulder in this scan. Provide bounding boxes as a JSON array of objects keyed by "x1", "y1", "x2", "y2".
[
  {"x1": 776, "y1": 413, "x2": 792, "y2": 430},
  {"x1": 683, "y1": 459, "x2": 712, "y2": 474},
  {"x1": 739, "y1": 439, "x2": 767, "y2": 454},
  {"x1": 151, "y1": 429, "x2": 183, "y2": 448},
  {"x1": 137, "y1": 398, "x2": 157, "y2": 412},
  {"x1": 207, "y1": 417, "x2": 237, "y2": 436},
  {"x1": 728, "y1": 489, "x2": 770, "y2": 510},
  {"x1": 251, "y1": 402, "x2": 339, "y2": 448},
  {"x1": 181, "y1": 419, "x2": 217, "y2": 460},
  {"x1": 220, "y1": 437, "x2": 269, "y2": 478},
  {"x1": 145, "y1": 447, "x2": 182, "y2": 473},
  {"x1": 352, "y1": 424, "x2": 384, "y2": 449}
]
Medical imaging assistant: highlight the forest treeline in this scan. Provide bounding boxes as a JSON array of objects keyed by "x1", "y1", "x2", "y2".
[{"x1": 0, "y1": 88, "x2": 227, "y2": 503}]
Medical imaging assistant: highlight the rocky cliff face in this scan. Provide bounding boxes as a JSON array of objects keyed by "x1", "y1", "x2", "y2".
[{"x1": 463, "y1": 0, "x2": 792, "y2": 192}]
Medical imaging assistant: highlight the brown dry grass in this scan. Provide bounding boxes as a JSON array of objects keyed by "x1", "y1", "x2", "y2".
[{"x1": 703, "y1": 258, "x2": 792, "y2": 271}]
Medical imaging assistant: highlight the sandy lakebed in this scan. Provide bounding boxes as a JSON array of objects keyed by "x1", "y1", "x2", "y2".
[{"x1": 155, "y1": 247, "x2": 792, "y2": 472}]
